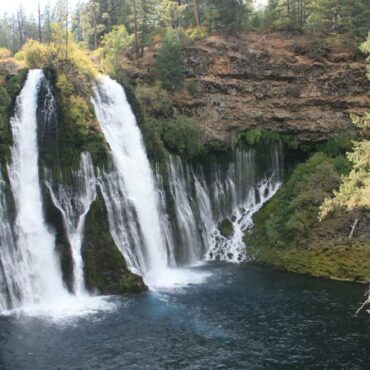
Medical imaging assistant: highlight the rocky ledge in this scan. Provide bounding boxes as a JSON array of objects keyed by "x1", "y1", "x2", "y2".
[{"x1": 172, "y1": 33, "x2": 369, "y2": 143}]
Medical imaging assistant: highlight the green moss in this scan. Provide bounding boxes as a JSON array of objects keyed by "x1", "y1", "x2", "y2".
[
  {"x1": 247, "y1": 152, "x2": 349, "y2": 248},
  {"x1": 237, "y1": 128, "x2": 357, "y2": 158},
  {"x1": 0, "y1": 69, "x2": 28, "y2": 164},
  {"x1": 245, "y1": 151, "x2": 370, "y2": 283},
  {"x1": 82, "y1": 196, "x2": 147, "y2": 294},
  {"x1": 142, "y1": 115, "x2": 203, "y2": 161},
  {"x1": 44, "y1": 66, "x2": 108, "y2": 173},
  {"x1": 249, "y1": 243, "x2": 370, "y2": 283},
  {"x1": 218, "y1": 219, "x2": 234, "y2": 238}
]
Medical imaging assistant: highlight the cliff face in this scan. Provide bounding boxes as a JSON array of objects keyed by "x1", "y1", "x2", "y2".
[{"x1": 145, "y1": 33, "x2": 368, "y2": 143}]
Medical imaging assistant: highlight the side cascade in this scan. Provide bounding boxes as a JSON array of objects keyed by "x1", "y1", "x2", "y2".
[
  {"x1": 45, "y1": 152, "x2": 96, "y2": 295},
  {"x1": 161, "y1": 144, "x2": 284, "y2": 263}
]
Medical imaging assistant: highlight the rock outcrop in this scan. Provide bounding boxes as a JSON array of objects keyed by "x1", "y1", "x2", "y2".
[{"x1": 180, "y1": 33, "x2": 369, "y2": 142}]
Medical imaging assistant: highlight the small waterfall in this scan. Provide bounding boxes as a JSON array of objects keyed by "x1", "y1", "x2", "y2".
[
  {"x1": 167, "y1": 156, "x2": 202, "y2": 264},
  {"x1": 92, "y1": 76, "x2": 168, "y2": 284},
  {"x1": 45, "y1": 152, "x2": 96, "y2": 295},
  {"x1": 97, "y1": 169, "x2": 147, "y2": 275},
  {"x1": 205, "y1": 145, "x2": 283, "y2": 262},
  {"x1": 7, "y1": 69, "x2": 69, "y2": 307}
]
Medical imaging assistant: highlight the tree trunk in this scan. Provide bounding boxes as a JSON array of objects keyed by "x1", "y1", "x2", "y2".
[
  {"x1": 192, "y1": 0, "x2": 200, "y2": 27},
  {"x1": 93, "y1": 2, "x2": 97, "y2": 49},
  {"x1": 65, "y1": 0, "x2": 69, "y2": 60},
  {"x1": 38, "y1": 0, "x2": 42, "y2": 42},
  {"x1": 133, "y1": 0, "x2": 139, "y2": 60}
]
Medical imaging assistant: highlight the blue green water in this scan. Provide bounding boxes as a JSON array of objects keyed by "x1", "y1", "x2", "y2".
[{"x1": 0, "y1": 263, "x2": 369, "y2": 370}]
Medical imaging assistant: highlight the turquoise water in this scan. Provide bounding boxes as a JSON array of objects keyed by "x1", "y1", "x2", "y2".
[{"x1": 0, "y1": 263, "x2": 369, "y2": 369}]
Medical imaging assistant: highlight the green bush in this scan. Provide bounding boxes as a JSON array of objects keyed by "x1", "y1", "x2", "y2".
[
  {"x1": 135, "y1": 83, "x2": 171, "y2": 116},
  {"x1": 143, "y1": 115, "x2": 203, "y2": 160},
  {"x1": 247, "y1": 152, "x2": 350, "y2": 249},
  {"x1": 187, "y1": 79, "x2": 198, "y2": 96}
]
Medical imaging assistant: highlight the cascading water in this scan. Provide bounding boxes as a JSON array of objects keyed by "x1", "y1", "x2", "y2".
[
  {"x1": 0, "y1": 70, "x2": 285, "y2": 313},
  {"x1": 162, "y1": 144, "x2": 284, "y2": 264},
  {"x1": 167, "y1": 156, "x2": 203, "y2": 264},
  {"x1": 0, "y1": 171, "x2": 23, "y2": 310},
  {"x1": 7, "y1": 69, "x2": 69, "y2": 307},
  {"x1": 92, "y1": 76, "x2": 169, "y2": 285},
  {"x1": 45, "y1": 152, "x2": 96, "y2": 295},
  {"x1": 97, "y1": 169, "x2": 147, "y2": 275}
]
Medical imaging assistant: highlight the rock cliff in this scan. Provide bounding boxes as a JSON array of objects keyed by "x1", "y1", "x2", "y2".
[{"x1": 131, "y1": 33, "x2": 369, "y2": 143}]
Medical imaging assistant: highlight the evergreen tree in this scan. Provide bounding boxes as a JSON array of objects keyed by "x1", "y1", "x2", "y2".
[{"x1": 155, "y1": 28, "x2": 184, "y2": 90}]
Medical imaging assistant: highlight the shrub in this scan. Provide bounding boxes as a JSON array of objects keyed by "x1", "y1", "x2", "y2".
[
  {"x1": 135, "y1": 83, "x2": 171, "y2": 116},
  {"x1": 187, "y1": 79, "x2": 198, "y2": 96},
  {"x1": 248, "y1": 152, "x2": 349, "y2": 249},
  {"x1": 184, "y1": 27, "x2": 208, "y2": 42},
  {"x1": 143, "y1": 115, "x2": 203, "y2": 159},
  {"x1": 0, "y1": 48, "x2": 12, "y2": 59},
  {"x1": 161, "y1": 115, "x2": 202, "y2": 157},
  {"x1": 22, "y1": 39, "x2": 51, "y2": 68}
]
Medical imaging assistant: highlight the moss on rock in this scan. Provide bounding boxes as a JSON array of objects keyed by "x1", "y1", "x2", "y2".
[
  {"x1": 82, "y1": 194, "x2": 147, "y2": 294},
  {"x1": 245, "y1": 152, "x2": 370, "y2": 283},
  {"x1": 0, "y1": 69, "x2": 28, "y2": 164},
  {"x1": 218, "y1": 219, "x2": 234, "y2": 238}
]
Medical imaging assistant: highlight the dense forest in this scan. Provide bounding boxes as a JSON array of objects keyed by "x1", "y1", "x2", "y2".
[{"x1": 1, "y1": 0, "x2": 370, "y2": 53}]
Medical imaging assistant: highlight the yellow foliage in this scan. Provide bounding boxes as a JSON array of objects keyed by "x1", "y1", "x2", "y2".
[
  {"x1": 67, "y1": 95, "x2": 90, "y2": 125},
  {"x1": 21, "y1": 39, "x2": 51, "y2": 68},
  {"x1": 56, "y1": 73, "x2": 75, "y2": 96},
  {"x1": 20, "y1": 38, "x2": 98, "y2": 80},
  {"x1": 0, "y1": 48, "x2": 12, "y2": 60},
  {"x1": 0, "y1": 58, "x2": 23, "y2": 75},
  {"x1": 14, "y1": 51, "x2": 24, "y2": 61},
  {"x1": 184, "y1": 27, "x2": 208, "y2": 41}
]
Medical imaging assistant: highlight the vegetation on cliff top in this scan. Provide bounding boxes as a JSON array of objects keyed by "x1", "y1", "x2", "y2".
[
  {"x1": 246, "y1": 34, "x2": 370, "y2": 287},
  {"x1": 320, "y1": 34, "x2": 370, "y2": 220},
  {"x1": 0, "y1": 51, "x2": 27, "y2": 165}
]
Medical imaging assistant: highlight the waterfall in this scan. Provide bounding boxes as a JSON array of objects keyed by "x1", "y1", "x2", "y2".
[
  {"x1": 7, "y1": 69, "x2": 69, "y2": 307},
  {"x1": 0, "y1": 171, "x2": 23, "y2": 310},
  {"x1": 92, "y1": 76, "x2": 168, "y2": 284},
  {"x1": 163, "y1": 144, "x2": 284, "y2": 264},
  {"x1": 167, "y1": 156, "x2": 202, "y2": 264},
  {"x1": 0, "y1": 70, "x2": 285, "y2": 309},
  {"x1": 97, "y1": 169, "x2": 147, "y2": 275},
  {"x1": 45, "y1": 152, "x2": 96, "y2": 295}
]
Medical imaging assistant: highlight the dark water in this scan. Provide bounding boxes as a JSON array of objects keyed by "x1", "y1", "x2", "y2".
[{"x1": 0, "y1": 263, "x2": 369, "y2": 370}]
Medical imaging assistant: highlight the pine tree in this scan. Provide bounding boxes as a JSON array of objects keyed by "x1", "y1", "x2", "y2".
[{"x1": 155, "y1": 28, "x2": 184, "y2": 90}]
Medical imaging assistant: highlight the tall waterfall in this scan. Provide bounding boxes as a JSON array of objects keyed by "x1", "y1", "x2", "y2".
[
  {"x1": 45, "y1": 152, "x2": 96, "y2": 295},
  {"x1": 92, "y1": 76, "x2": 168, "y2": 284},
  {"x1": 7, "y1": 69, "x2": 69, "y2": 307}
]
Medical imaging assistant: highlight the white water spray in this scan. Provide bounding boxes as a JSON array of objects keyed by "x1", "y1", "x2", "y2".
[
  {"x1": 7, "y1": 69, "x2": 69, "y2": 306},
  {"x1": 92, "y1": 76, "x2": 169, "y2": 284}
]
